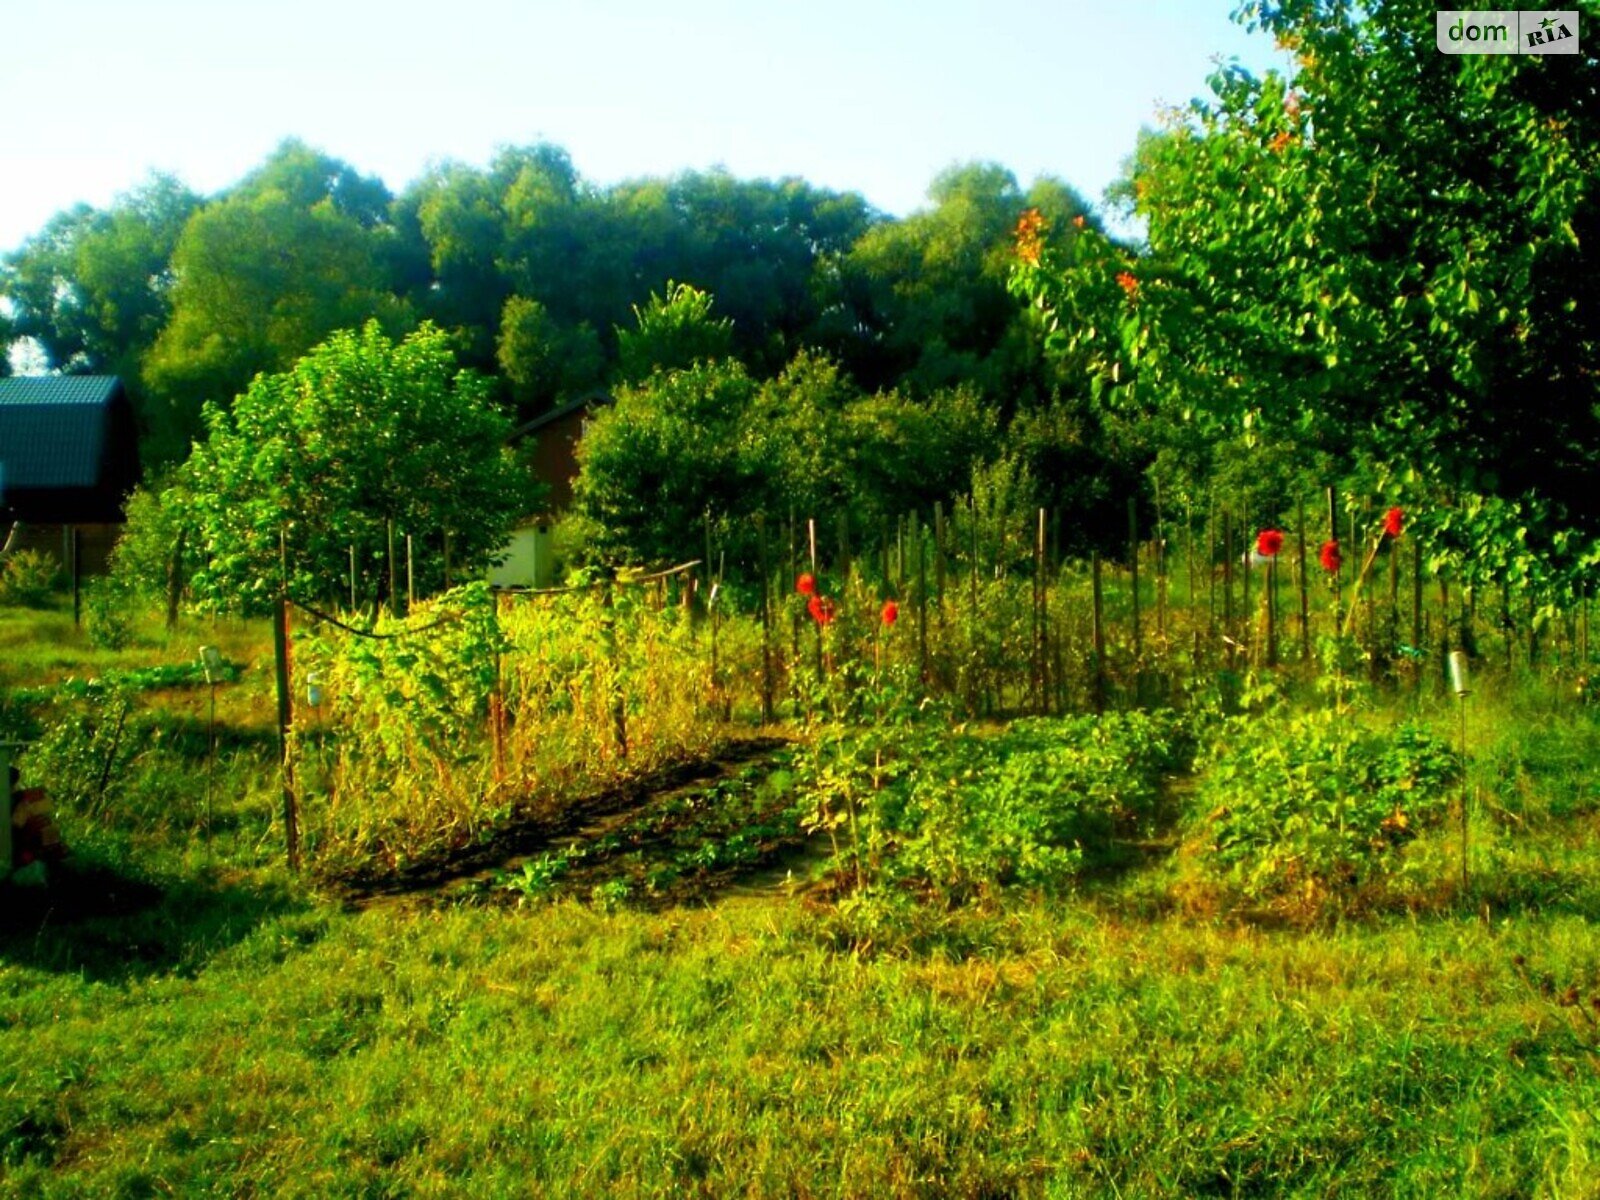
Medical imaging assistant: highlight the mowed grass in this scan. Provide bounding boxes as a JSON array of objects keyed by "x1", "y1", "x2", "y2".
[{"x1": 4, "y1": 599, "x2": 1600, "y2": 1196}]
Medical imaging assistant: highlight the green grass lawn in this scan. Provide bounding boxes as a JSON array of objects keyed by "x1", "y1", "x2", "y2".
[
  {"x1": 4, "y1": 597, "x2": 1600, "y2": 1197},
  {"x1": 4, "y1": 891, "x2": 1599, "y2": 1197}
]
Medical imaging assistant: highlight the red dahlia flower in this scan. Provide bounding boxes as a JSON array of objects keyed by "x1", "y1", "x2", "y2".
[
  {"x1": 807, "y1": 596, "x2": 836, "y2": 626},
  {"x1": 796, "y1": 573, "x2": 816, "y2": 596},
  {"x1": 1383, "y1": 507, "x2": 1404, "y2": 538},
  {"x1": 1256, "y1": 529, "x2": 1285, "y2": 558},
  {"x1": 1319, "y1": 539, "x2": 1342, "y2": 574},
  {"x1": 881, "y1": 600, "x2": 899, "y2": 626}
]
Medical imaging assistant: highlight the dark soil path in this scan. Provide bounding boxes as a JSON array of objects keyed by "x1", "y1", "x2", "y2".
[{"x1": 327, "y1": 736, "x2": 813, "y2": 910}]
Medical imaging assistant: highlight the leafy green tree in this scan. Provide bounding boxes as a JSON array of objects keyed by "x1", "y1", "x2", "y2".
[
  {"x1": 232, "y1": 138, "x2": 394, "y2": 228},
  {"x1": 575, "y1": 342, "x2": 1000, "y2": 565},
  {"x1": 614, "y1": 282, "x2": 735, "y2": 383},
  {"x1": 572, "y1": 358, "x2": 761, "y2": 564},
  {"x1": 496, "y1": 296, "x2": 605, "y2": 419},
  {"x1": 184, "y1": 321, "x2": 537, "y2": 612},
  {"x1": 0, "y1": 176, "x2": 199, "y2": 444},
  {"x1": 1015, "y1": 0, "x2": 1600, "y2": 525},
  {"x1": 142, "y1": 189, "x2": 408, "y2": 464},
  {"x1": 836, "y1": 163, "x2": 1093, "y2": 403}
]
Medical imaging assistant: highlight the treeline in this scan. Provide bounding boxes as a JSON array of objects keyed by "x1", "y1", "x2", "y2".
[{"x1": 0, "y1": 141, "x2": 1099, "y2": 470}]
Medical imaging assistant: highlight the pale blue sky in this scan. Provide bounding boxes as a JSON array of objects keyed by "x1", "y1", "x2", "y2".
[{"x1": 1, "y1": 0, "x2": 1289, "y2": 251}]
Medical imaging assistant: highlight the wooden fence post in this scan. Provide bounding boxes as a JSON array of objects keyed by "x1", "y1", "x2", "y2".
[
  {"x1": 386, "y1": 519, "x2": 399, "y2": 617},
  {"x1": 757, "y1": 515, "x2": 774, "y2": 724},
  {"x1": 71, "y1": 527, "x2": 81, "y2": 627},
  {"x1": 1222, "y1": 512, "x2": 1234, "y2": 665},
  {"x1": 272, "y1": 594, "x2": 299, "y2": 870},
  {"x1": 1092, "y1": 551, "x2": 1107, "y2": 712},
  {"x1": 1296, "y1": 495, "x2": 1310, "y2": 660},
  {"x1": 1128, "y1": 498, "x2": 1141, "y2": 662},
  {"x1": 166, "y1": 528, "x2": 187, "y2": 632}
]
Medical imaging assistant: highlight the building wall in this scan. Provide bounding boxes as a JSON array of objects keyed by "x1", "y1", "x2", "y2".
[
  {"x1": 487, "y1": 522, "x2": 555, "y2": 588},
  {"x1": 528, "y1": 409, "x2": 588, "y2": 512}
]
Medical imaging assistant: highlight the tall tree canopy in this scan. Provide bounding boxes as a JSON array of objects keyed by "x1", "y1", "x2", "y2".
[
  {"x1": 141, "y1": 181, "x2": 409, "y2": 464},
  {"x1": 0, "y1": 174, "x2": 198, "y2": 384},
  {"x1": 1015, "y1": 0, "x2": 1599, "y2": 524}
]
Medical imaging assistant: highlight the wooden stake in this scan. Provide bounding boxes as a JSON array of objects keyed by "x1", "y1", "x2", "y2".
[
  {"x1": 70, "y1": 526, "x2": 81, "y2": 627},
  {"x1": 1128, "y1": 498, "x2": 1141, "y2": 661},
  {"x1": 757, "y1": 515, "x2": 773, "y2": 724},
  {"x1": 1092, "y1": 551, "x2": 1107, "y2": 711},
  {"x1": 166, "y1": 528, "x2": 186, "y2": 632},
  {"x1": 1222, "y1": 512, "x2": 1234, "y2": 665},
  {"x1": 916, "y1": 516, "x2": 928, "y2": 682},
  {"x1": 386, "y1": 519, "x2": 398, "y2": 616},
  {"x1": 1296, "y1": 494, "x2": 1310, "y2": 660},
  {"x1": 272, "y1": 594, "x2": 299, "y2": 870}
]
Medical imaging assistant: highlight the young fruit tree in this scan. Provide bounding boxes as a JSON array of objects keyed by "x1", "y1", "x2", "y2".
[{"x1": 182, "y1": 320, "x2": 539, "y2": 612}]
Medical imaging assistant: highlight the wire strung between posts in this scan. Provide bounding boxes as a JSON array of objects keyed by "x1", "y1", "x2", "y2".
[
  {"x1": 492, "y1": 560, "x2": 703, "y2": 598},
  {"x1": 285, "y1": 595, "x2": 462, "y2": 639}
]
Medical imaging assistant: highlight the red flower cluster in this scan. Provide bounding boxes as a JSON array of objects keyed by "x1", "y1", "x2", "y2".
[
  {"x1": 1319, "y1": 539, "x2": 1342, "y2": 574},
  {"x1": 881, "y1": 600, "x2": 899, "y2": 627},
  {"x1": 1256, "y1": 529, "x2": 1285, "y2": 558},
  {"x1": 1116, "y1": 271, "x2": 1139, "y2": 297},
  {"x1": 807, "y1": 596, "x2": 836, "y2": 626},
  {"x1": 796, "y1": 573, "x2": 816, "y2": 596},
  {"x1": 1383, "y1": 507, "x2": 1404, "y2": 538}
]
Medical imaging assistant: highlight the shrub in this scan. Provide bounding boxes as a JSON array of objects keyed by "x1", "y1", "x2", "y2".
[
  {"x1": 1193, "y1": 707, "x2": 1460, "y2": 903},
  {"x1": 809, "y1": 710, "x2": 1189, "y2": 901},
  {"x1": 83, "y1": 578, "x2": 138, "y2": 650},
  {"x1": 0, "y1": 550, "x2": 59, "y2": 607}
]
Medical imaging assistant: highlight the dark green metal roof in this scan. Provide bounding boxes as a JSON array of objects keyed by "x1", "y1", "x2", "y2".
[{"x1": 0, "y1": 375, "x2": 125, "y2": 493}]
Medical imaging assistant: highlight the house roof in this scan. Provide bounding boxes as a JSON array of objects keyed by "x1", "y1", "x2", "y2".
[
  {"x1": 0, "y1": 375, "x2": 126, "y2": 494},
  {"x1": 510, "y1": 389, "x2": 614, "y2": 441}
]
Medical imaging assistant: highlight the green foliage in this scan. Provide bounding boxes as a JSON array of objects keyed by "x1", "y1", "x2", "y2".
[
  {"x1": 0, "y1": 550, "x2": 58, "y2": 607},
  {"x1": 23, "y1": 685, "x2": 136, "y2": 822},
  {"x1": 615, "y1": 281, "x2": 734, "y2": 383},
  {"x1": 107, "y1": 476, "x2": 195, "y2": 603},
  {"x1": 495, "y1": 295, "x2": 604, "y2": 418},
  {"x1": 301, "y1": 580, "x2": 724, "y2": 869},
  {"x1": 142, "y1": 181, "x2": 409, "y2": 464},
  {"x1": 836, "y1": 163, "x2": 1091, "y2": 402},
  {"x1": 1013, "y1": 0, "x2": 1600, "y2": 529},
  {"x1": 82, "y1": 577, "x2": 137, "y2": 650},
  {"x1": 804, "y1": 711, "x2": 1189, "y2": 901},
  {"x1": 184, "y1": 321, "x2": 537, "y2": 613},
  {"x1": 1194, "y1": 706, "x2": 1460, "y2": 903},
  {"x1": 572, "y1": 357, "x2": 760, "y2": 564},
  {"x1": 574, "y1": 345, "x2": 998, "y2": 565}
]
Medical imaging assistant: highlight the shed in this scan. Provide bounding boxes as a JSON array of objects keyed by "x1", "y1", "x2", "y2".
[
  {"x1": 492, "y1": 391, "x2": 612, "y2": 588},
  {"x1": 0, "y1": 375, "x2": 140, "y2": 573},
  {"x1": 510, "y1": 389, "x2": 613, "y2": 514}
]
